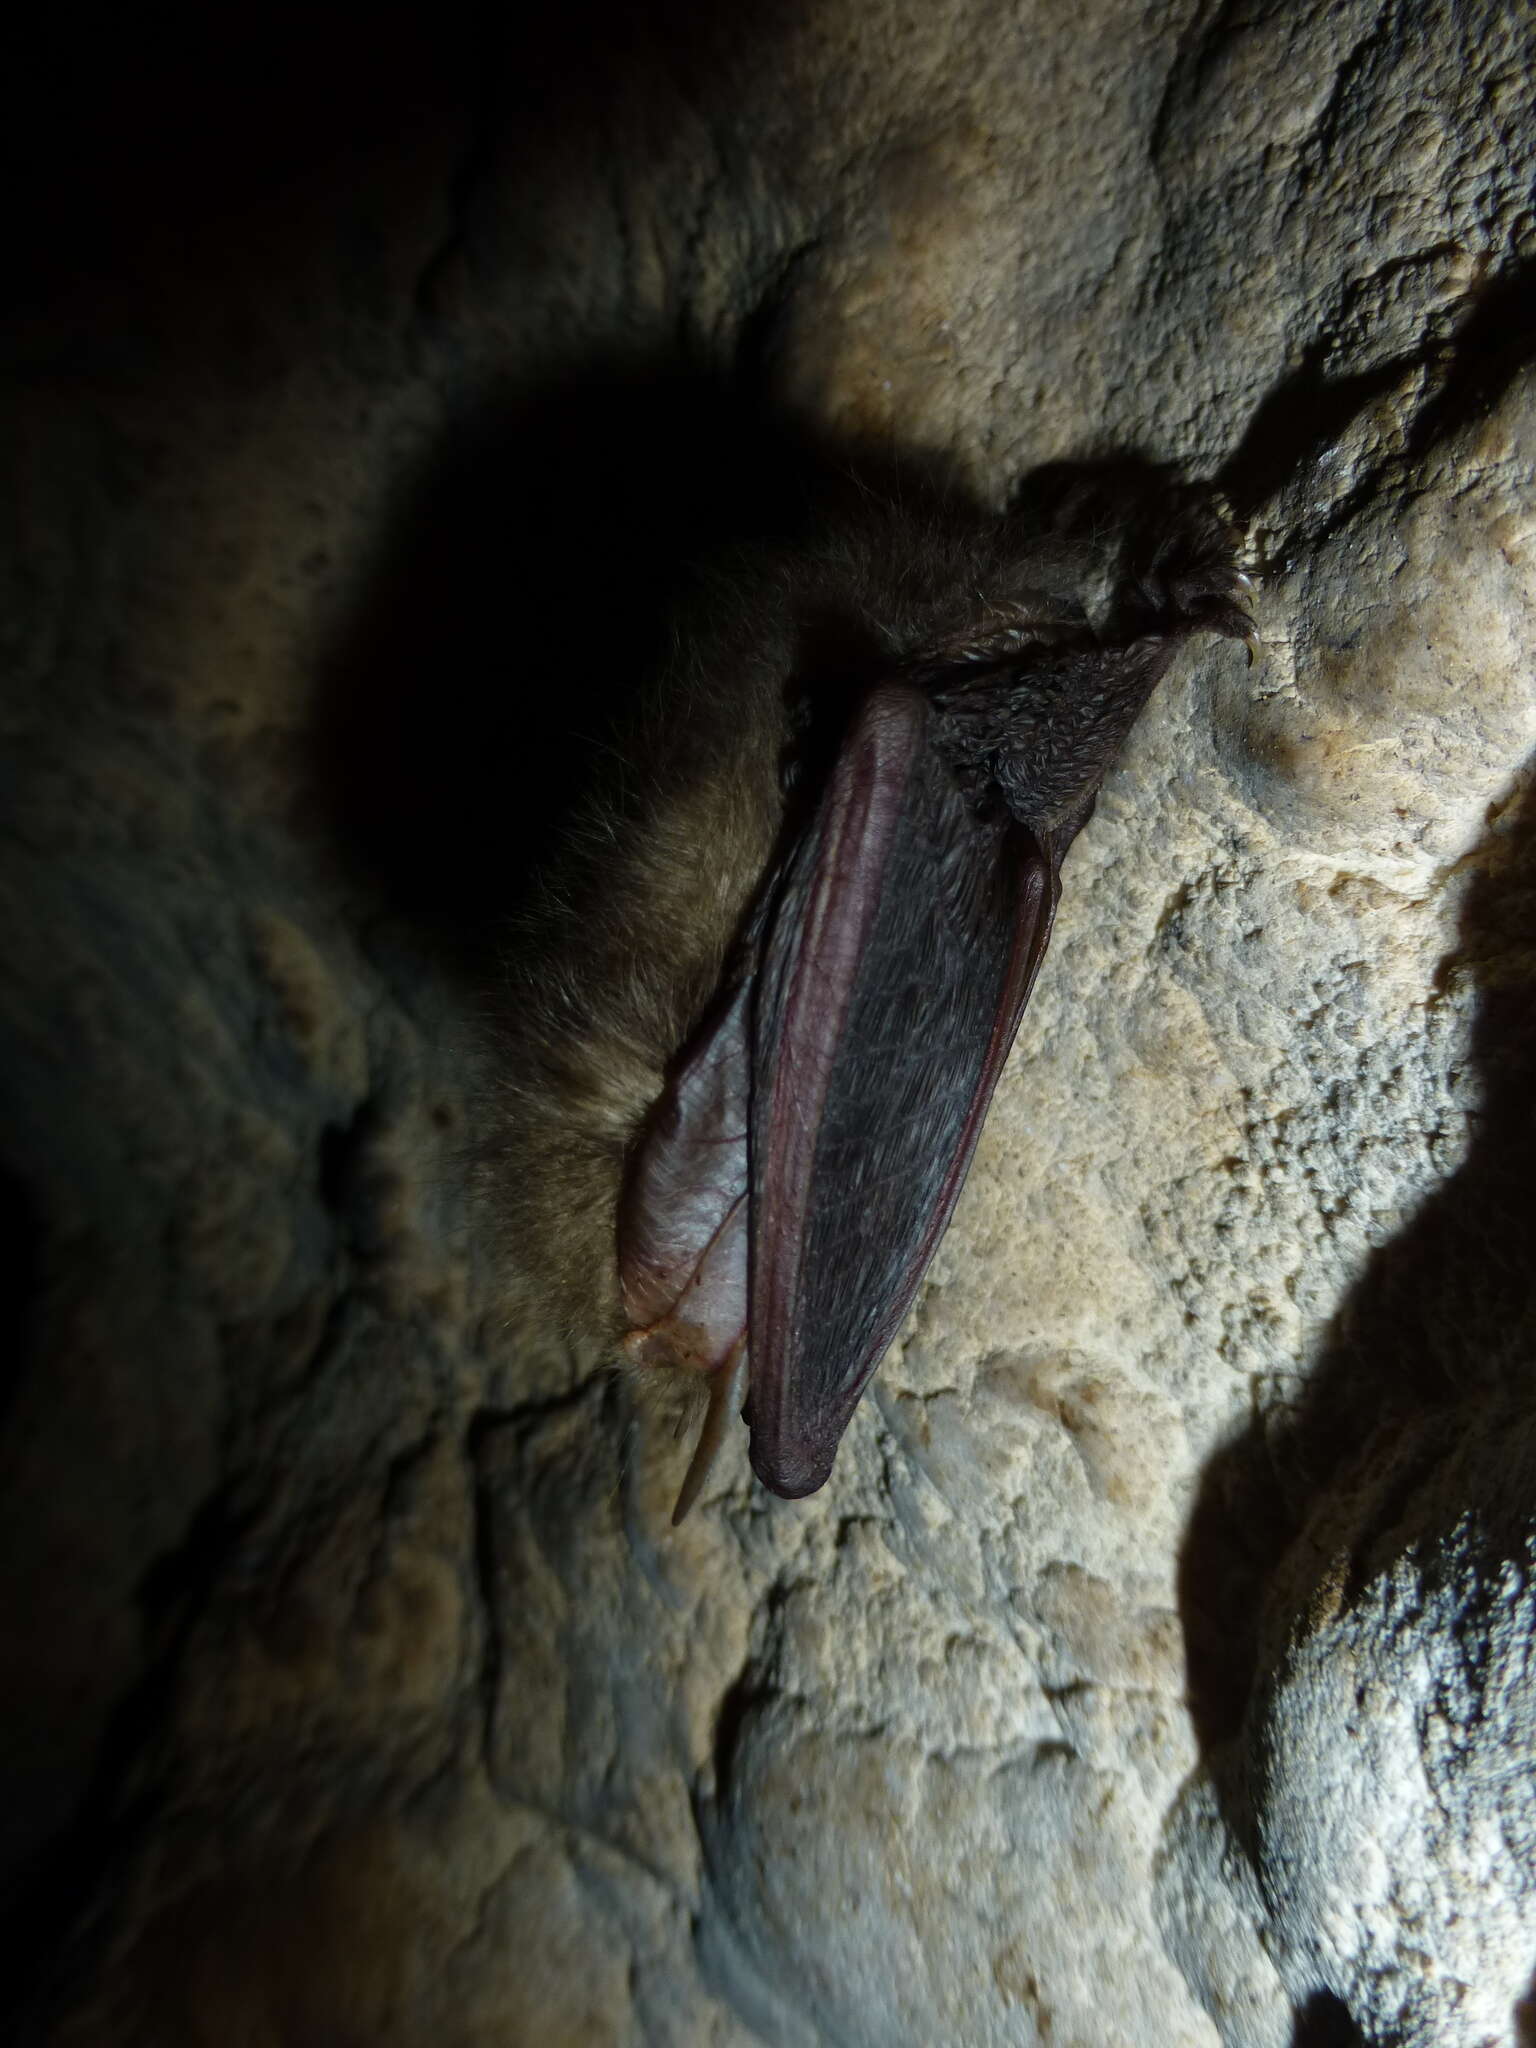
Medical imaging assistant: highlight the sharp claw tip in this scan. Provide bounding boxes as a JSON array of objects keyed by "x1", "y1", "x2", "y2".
[{"x1": 666, "y1": 1341, "x2": 747, "y2": 1532}]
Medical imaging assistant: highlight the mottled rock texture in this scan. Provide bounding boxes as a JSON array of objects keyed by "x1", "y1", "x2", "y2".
[{"x1": 3, "y1": 2, "x2": 1535, "y2": 2044}]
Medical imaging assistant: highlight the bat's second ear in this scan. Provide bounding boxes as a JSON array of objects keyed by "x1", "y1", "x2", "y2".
[
  {"x1": 617, "y1": 980, "x2": 751, "y2": 1383},
  {"x1": 618, "y1": 976, "x2": 755, "y2": 1522}
]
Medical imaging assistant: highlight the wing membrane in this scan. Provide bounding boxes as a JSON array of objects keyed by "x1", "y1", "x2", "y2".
[{"x1": 746, "y1": 682, "x2": 1055, "y2": 1496}]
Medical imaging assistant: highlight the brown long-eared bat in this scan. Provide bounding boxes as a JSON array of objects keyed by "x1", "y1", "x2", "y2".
[{"x1": 491, "y1": 470, "x2": 1252, "y2": 1520}]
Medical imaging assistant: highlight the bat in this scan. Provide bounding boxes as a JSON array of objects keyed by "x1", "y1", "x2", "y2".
[{"x1": 496, "y1": 471, "x2": 1253, "y2": 1520}]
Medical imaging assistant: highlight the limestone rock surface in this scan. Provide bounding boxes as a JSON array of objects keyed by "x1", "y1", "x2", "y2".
[{"x1": 3, "y1": 3, "x2": 1534, "y2": 2044}]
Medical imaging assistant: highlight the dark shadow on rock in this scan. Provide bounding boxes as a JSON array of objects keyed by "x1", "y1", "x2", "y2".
[
  {"x1": 4, "y1": 0, "x2": 804, "y2": 384},
  {"x1": 0, "y1": 1165, "x2": 42, "y2": 1431},
  {"x1": 1292, "y1": 1988, "x2": 1364, "y2": 2047},
  {"x1": 0, "y1": 1484, "x2": 257, "y2": 2046},
  {"x1": 1216, "y1": 252, "x2": 1536, "y2": 554},
  {"x1": 1176, "y1": 767, "x2": 1536, "y2": 2017},
  {"x1": 307, "y1": 357, "x2": 1003, "y2": 1004},
  {"x1": 310, "y1": 364, "x2": 857, "y2": 982}
]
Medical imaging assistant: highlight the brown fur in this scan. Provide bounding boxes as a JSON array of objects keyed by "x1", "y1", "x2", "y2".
[{"x1": 482, "y1": 474, "x2": 1243, "y2": 1357}]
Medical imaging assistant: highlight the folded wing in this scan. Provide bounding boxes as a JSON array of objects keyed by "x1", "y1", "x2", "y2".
[{"x1": 745, "y1": 682, "x2": 1055, "y2": 1496}]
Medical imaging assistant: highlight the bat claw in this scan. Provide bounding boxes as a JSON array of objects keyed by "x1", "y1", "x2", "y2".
[{"x1": 670, "y1": 1341, "x2": 748, "y2": 1525}]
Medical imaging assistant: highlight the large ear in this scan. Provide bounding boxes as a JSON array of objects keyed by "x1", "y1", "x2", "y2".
[
  {"x1": 745, "y1": 682, "x2": 1056, "y2": 1498},
  {"x1": 617, "y1": 975, "x2": 752, "y2": 1377},
  {"x1": 616, "y1": 973, "x2": 754, "y2": 1524}
]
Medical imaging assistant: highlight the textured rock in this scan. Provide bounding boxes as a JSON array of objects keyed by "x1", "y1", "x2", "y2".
[
  {"x1": 1161, "y1": 1402, "x2": 1536, "y2": 2047},
  {"x1": 2, "y1": 1, "x2": 1534, "y2": 2044},
  {"x1": 1250, "y1": 1408, "x2": 1536, "y2": 2041}
]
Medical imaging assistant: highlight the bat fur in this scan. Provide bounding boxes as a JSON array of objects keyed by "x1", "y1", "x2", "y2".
[{"x1": 485, "y1": 469, "x2": 1251, "y2": 1501}]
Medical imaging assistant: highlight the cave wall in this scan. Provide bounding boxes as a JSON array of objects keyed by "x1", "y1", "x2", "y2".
[{"x1": 3, "y1": 2, "x2": 1535, "y2": 2043}]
